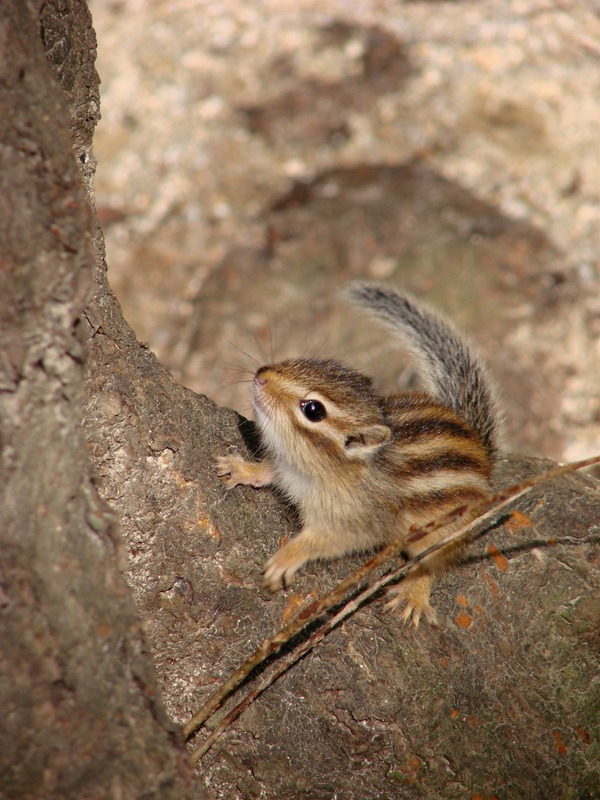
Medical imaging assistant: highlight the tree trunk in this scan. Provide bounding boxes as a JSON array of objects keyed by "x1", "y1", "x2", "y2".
[{"x1": 0, "y1": 2, "x2": 196, "y2": 797}]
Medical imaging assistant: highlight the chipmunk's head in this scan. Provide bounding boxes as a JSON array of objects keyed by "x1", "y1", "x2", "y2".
[{"x1": 252, "y1": 358, "x2": 391, "y2": 474}]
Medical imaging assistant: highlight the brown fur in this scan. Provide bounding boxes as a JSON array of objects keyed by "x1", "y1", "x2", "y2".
[{"x1": 216, "y1": 286, "x2": 501, "y2": 627}]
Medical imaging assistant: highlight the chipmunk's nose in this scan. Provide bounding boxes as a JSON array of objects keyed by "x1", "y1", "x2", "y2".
[{"x1": 254, "y1": 368, "x2": 268, "y2": 387}]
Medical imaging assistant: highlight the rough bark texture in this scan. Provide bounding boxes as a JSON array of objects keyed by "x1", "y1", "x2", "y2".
[
  {"x1": 0, "y1": 2, "x2": 196, "y2": 798},
  {"x1": 1, "y1": 2, "x2": 598, "y2": 800}
]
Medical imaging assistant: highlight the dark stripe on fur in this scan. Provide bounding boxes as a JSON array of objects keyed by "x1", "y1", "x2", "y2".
[
  {"x1": 400, "y1": 484, "x2": 489, "y2": 515},
  {"x1": 392, "y1": 416, "x2": 478, "y2": 444},
  {"x1": 403, "y1": 450, "x2": 489, "y2": 476}
]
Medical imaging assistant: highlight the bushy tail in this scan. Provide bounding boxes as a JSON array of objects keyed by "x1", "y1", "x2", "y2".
[{"x1": 347, "y1": 283, "x2": 503, "y2": 459}]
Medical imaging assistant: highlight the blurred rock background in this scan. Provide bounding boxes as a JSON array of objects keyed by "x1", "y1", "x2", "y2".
[{"x1": 90, "y1": 0, "x2": 599, "y2": 461}]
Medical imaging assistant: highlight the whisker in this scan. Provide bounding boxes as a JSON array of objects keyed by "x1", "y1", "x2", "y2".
[
  {"x1": 267, "y1": 313, "x2": 278, "y2": 364},
  {"x1": 305, "y1": 324, "x2": 332, "y2": 361},
  {"x1": 220, "y1": 378, "x2": 255, "y2": 390},
  {"x1": 210, "y1": 379, "x2": 253, "y2": 399},
  {"x1": 217, "y1": 361, "x2": 255, "y2": 376},
  {"x1": 246, "y1": 329, "x2": 269, "y2": 367},
  {"x1": 226, "y1": 340, "x2": 261, "y2": 370}
]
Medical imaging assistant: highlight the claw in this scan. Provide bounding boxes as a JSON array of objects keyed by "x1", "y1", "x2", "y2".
[
  {"x1": 262, "y1": 539, "x2": 306, "y2": 592},
  {"x1": 385, "y1": 580, "x2": 438, "y2": 629},
  {"x1": 215, "y1": 453, "x2": 273, "y2": 489},
  {"x1": 262, "y1": 553, "x2": 299, "y2": 592},
  {"x1": 215, "y1": 456, "x2": 240, "y2": 490},
  {"x1": 215, "y1": 455, "x2": 234, "y2": 479}
]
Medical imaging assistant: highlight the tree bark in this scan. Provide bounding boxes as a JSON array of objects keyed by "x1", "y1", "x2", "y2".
[
  {"x1": 1, "y1": 2, "x2": 598, "y2": 799},
  {"x1": 0, "y1": 2, "x2": 196, "y2": 798}
]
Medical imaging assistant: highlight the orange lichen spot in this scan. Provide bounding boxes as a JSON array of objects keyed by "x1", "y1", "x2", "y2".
[
  {"x1": 472, "y1": 793, "x2": 486, "y2": 800},
  {"x1": 198, "y1": 515, "x2": 221, "y2": 542},
  {"x1": 467, "y1": 715, "x2": 483, "y2": 728},
  {"x1": 455, "y1": 611, "x2": 474, "y2": 629},
  {"x1": 440, "y1": 657, "x2": 449, "y2": 669},
  {"x1": 456, "y1": 594, "x2": 469, "y2": 608},
  {"x1": 399, "y1": 755, "x2": 422, "y2": 775},
  {"x1": 473, "y1": 604, "x2": 484, "y2": 615},
  {"x1": 547, "y1": 537, "x2": 557, "y2": 547},
  {"x1": 486, "y1": 544, "x2": 508, "y2": 572},
  {"x1": 450, "y1": 708, "x2": 460, "y2": 719},
  {"x1": 98, "y1": 623, "x2": 111, "y2": 637},
  {"x1": 483, "y1": 572, "x2": 500, "y2": 594},
  {"x1": 172, "y1": 466, "x2": 189, "y2": 486},
  {"x1": 553, "y1": 730, "x2": 568, "y2": 756},
  {"x1": 575, "y1": 726, "x2": 591, "y2": 745},
  {"x1": 505, "y1": 510, "x2": 533, "y2": 533}
]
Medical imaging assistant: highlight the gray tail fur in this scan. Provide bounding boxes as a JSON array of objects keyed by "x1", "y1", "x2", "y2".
[{"x1": 347, "y1": 283, "x2": 503, "y2": 459}]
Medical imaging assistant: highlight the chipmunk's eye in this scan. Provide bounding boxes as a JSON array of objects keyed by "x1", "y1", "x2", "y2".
[{"x1": 300, "y1": 399, "x2": 326, "y2": 422}]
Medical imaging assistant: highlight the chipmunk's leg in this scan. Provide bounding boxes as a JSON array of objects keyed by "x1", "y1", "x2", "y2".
[
  {"x1": 216, "y1": 454, "x2": 275, "y2": 490},
  {"x1": 387, "y1": 487, "x2": 490, "y2": 628},
  {"x1": 385, "y1": 524, "x2": 465, "y2": 628},
  {"x1": 263, "y1": 526, "x2": 350, "y2": 592}
]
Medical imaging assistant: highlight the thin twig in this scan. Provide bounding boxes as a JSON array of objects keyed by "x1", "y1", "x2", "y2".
[
  {"x1": 184, "y1": 454, "x2": 600, "y2": 755},
  {"x1": 189, "y1": 520, "x2": 490, "y2": 764},
  {"x1": 189, "y1": 498, "x2": 510, "y2": 761}
]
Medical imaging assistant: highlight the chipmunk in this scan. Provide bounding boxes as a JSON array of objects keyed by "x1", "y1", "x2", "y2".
[{"x1": 216, "y1": 283, "x2": 502, "y2": 627}]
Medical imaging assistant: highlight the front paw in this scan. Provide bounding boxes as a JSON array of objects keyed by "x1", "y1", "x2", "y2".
[
  {"x1": 262, "y1": 544, "x2": 303, "y2": 592},
  {"x1": 215, "y1": 454, "x2": 247, "y2": 490},
  {"x1": 215, "y1": 454, "x2": 272, "y2": 490}
]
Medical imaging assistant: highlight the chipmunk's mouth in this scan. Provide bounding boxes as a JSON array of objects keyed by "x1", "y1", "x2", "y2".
[
  {"x1": 252, "y1": 382, "x2": 283, "y2": 440},
  {"x1": 251, "y1": 380, "x2": 269, "y2": 420},
  {"x1": 252, "y1": 392, "x2": 265, "y2": 416}
]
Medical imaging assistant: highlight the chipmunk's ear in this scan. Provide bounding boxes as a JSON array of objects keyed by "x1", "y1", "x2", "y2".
[{"x1": 344, "y1": 424, "x2": 391, "y2": 456}]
